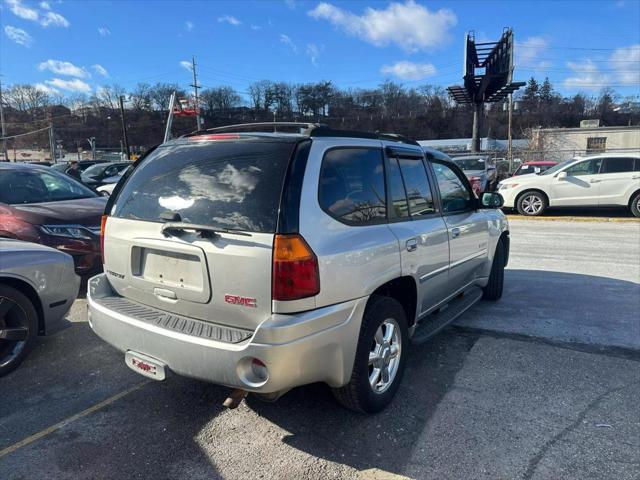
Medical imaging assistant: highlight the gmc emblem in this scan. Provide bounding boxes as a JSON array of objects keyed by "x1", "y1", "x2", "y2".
[{"x1": 224, "y1": 294, "x2": 257, "y2": 308}]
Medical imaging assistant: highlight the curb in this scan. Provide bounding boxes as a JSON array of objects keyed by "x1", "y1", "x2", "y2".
[{"x1": 505, "y1": 215, "x2": 639, "y2": 223}]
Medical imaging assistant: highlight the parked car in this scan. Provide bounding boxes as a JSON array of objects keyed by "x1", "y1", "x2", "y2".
[
  {"x1": 451, "y1": 155, "x2": 497, "y2": 194},
  {"x1": 87, "y1": 124, "x2": 509, "y2": 413},
  {"x1": 96, "y1": 170, "x2": 127, "y2": 196},
  {"x1": 498, "y1": 153, "x2": 640, "y2": 216},
  {"x1": 51, "y1": 160, "x2": 108, "y2": 174},
  {"x1": 0, "y1": 163, "x2": 107, "y2": 274},
  {"x1": 81, "y1": 162, "x2": 130, "y2": 188},
  {"x1": 0, "y1": 239, "x2": 80, "y2": 376},
  {"x1": 512, "y1": 161, "x2": 558, "y2": 177}
]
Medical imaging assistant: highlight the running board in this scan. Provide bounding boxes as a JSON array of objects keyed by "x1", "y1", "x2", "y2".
[{"x1": 411, "y1": 286, "x2": 483, "y2": 345}]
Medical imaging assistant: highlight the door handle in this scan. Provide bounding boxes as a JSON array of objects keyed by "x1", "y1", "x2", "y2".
[
  {"x1": 589, "y1": 179, "x2": 601, "y2": 183},
  {"x1": 451, "y1": 228, "x2": 461, "y2": 239},
  {"x1": 406, "y1": 238, "x2": 418, "y2": 252}
]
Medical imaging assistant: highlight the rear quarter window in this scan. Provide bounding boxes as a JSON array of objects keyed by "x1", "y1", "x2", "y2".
[{"x1": 111, "y1": 140, "x2": 295, "y2": 233}]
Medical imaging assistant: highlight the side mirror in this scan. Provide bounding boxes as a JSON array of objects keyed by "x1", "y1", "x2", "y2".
[
  {"x1": 557, "y1": 171, "x2": 568, "y2": 180},
  {"x1": 480, "y1": 192, "x2": 504, "y2": 209}
]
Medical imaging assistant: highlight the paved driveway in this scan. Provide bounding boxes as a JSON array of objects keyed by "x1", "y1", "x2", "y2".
[{"x1": 1, "y1": 219, "x2": 638, "y2": 480}]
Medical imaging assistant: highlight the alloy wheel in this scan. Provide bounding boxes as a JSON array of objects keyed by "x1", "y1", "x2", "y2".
[
  {"x1": 368, "y1": 318, "x2": 401, "y2": 394},
  {"x1": 0, "y1": 297, "x2": 30, "y2": 369},
  {"x1": 522, "y1": 195, "x2": 543, "y2": 215}
]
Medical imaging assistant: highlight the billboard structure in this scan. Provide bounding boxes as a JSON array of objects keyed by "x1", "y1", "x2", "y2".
[{"x1": 447, "y1": 28, "x2": 525, "y2": 152}]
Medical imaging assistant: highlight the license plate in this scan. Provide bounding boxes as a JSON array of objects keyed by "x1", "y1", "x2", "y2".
[{"x1": 125, "y1": 351, "x2": 166, "y2": 381}]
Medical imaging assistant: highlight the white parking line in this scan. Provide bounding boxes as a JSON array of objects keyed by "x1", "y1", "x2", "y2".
[{"x1": 0, "y1": 380, "x2": 150, "y2": 459}]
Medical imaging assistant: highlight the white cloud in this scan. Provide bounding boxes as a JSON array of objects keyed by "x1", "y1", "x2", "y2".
[
  {"x1": 610, "y1": 44, "x2": 640, "y2": 85},
  {"x1": 40, "y1": 11, "x2": 69, "y2": 27},
  {"x1": 38, "y1": 60, "x2": 90, "y2": 78},
  {"x1": 217, "y1": 15, "x2": 241, "y2": 26},
  {"x1": 45, "y1": 78, "x2": 91, "y2": 93},
  {"x1": 250, "y1": 24, "x2": 261, "y2": 30},
  {"x1": 4, "y1": 0, "x2": 69, "y2": 27},
  {"x1": 563, "y1": 60, "x2": 608, "y2": 90},
  {"x1": 98, "y1": 26, "x2": 111, "y2": 36},
  {"x1": 179, "y1": 60, "x2": 192, "y2": 71},
  {"x1": 516, "y1": 36, "x2": 551, "y2": 70},
  {"x1": 285, "y1": 0, "x2": 296, "y2": 9},
  {"x1": 306, "y1": 43, "x2": 323, "y2": 66},
  {"x1": 92, "y1": 64, "x2": 109, "y2": 78},
  {"x1": 280, "y1": 34, "x2": 298, "y2": 54},
  {"x1": 308, "y1": 0, "x2": 457, "y2": 53},
  {"x1": 4, "y1": 25, "x2": 33, "y2": 47},
  {"x1": 34, "y1": 82, "x2": 60, "y2": 95},
  {"x1": 381, "y1": 61, "x2": 437, "y2": 80},
  {"x1": 5, "y1": 0, "x2": 38, "y2": 21},
  {"x1": 185, "y1": 20, "x2": 194, "y2": 31}
]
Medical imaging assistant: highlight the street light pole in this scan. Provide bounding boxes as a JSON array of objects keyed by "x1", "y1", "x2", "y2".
[
  {"x1": 0, "y1": 77, "x2": 8, "y2": 162},
  {"x1": 119, "y1": 95, "x2": 130, "y2": 160}
]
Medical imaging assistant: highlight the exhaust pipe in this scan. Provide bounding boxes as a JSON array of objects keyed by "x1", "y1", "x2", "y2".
[{"x1": 223, "y1": 389, "x2": 248, "y2": 409}]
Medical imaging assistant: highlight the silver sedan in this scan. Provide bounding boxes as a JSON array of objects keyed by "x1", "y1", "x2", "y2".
[{"x1": 0, "y1": 239, "x2": 80, "y2": 376}]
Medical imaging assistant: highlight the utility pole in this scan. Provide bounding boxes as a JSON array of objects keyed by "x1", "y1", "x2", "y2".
[
  {"x1": 471, "y1": 103, "x2": 482, "y2": 153},
  {"x1": 119, "y1": 95, "x2": 130, "y2": 160},
  {"x1": 190, "y1": 56, "x2": 202, "y2": 131},
  {"x1": 48, "y1": 124, "x2": 56, "y2": 162},
  {"x1": 507, "y1": 93, "x2": 513, "y2": 173},
  {"x1": 0, "y1": 77, "x2": 8, "y2": 162}
]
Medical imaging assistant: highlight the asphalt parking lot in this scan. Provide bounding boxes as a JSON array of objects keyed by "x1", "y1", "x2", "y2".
[{"x1": 1, "y1": 219, "x2": 639, "y2": 480}]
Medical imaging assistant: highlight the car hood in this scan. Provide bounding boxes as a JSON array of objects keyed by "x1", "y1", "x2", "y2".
[{"x1": 11, "y1": 197, "x2": 107, "y2": 226}]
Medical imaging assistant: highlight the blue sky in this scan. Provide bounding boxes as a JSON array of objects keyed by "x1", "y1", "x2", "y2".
[{"x1": 1, "y1": 0, "x2": 639, "y2": 101}]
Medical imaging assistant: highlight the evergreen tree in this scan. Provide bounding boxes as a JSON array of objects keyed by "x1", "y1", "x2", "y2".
[
  {"x1": 539, "y1": 78, "x2": 555, "y2": 104},
  {"x1": 522, "y1": 77, "x2": 539, "y2": 111}
]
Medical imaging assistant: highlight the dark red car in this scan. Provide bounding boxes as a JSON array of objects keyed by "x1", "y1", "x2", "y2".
[{"x1": 0, "y1": 163, "x2": 107, "y2": 274}]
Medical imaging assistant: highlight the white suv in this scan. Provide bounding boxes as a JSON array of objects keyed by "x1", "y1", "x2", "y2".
[
  {"x1": 498, "y1": 153, "x2": 640, "y2": 216},
  {"x1": 87, "y1": 124, "x2": 509, "y2": 413}
]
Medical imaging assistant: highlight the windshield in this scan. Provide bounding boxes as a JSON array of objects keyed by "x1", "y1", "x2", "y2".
[
  {"x1": 0, "y1": 168, "x2": 97, "y2": 204},
  {"x1": 540, "y1": 159, "x2": 576, "y2": 175},
  {"x1": 453, "y1": 158, "x2": 486, "y2": 171},
  {"x1": 112, "y1": 140, "x2": 296, "y2": 233}
]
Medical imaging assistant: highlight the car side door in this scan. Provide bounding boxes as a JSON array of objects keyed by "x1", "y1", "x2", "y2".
[
  {"x1": 384, "y1": 147, "x2": 450, "y2": 315},
  {"x1": 429, "y1": 160, "x2": 490, "y2": 292},
  {"x1": 596, "y1": 157, "x2": 639, "y2": 206},
  {"x1": 551, "y1": 158, "x2": 602, "y2": 206}
]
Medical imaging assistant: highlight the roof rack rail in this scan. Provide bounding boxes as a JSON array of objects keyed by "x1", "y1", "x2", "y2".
[{"x1": 183, "y1": 122, "x2": 419, "y2": 146}]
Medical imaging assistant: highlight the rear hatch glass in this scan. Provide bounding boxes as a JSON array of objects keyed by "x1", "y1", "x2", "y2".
[{"x1": 112, "y1": 139, "x2": 295, "y2": 232}]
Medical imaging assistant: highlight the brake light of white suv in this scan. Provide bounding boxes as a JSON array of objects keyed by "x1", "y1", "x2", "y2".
[{"x1": 272, "y1": 234, "x2": 320, "y2": 301}]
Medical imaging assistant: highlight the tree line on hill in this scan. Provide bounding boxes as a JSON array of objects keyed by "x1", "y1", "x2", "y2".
[{"x1": 1, "y1": 76, "x2": 638, "y2": 152}]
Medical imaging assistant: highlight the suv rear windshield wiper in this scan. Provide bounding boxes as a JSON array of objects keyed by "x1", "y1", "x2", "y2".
[{"x1": 161, "y1": 222, "x2": 252, "y2": 238}]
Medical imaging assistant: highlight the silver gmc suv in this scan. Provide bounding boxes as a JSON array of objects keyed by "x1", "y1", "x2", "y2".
[{"x1": 87, "y1": 123, "x2": 509, "y2": 413}]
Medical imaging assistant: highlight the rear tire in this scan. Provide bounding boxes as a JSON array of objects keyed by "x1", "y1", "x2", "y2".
[
  {"x1": 517, "y1": 191, "x2": 547, "y2": 216},
  {"x1": 630, "y1": 192, "x2": 640, "y2": 218},
  {"x1": 0, "y1": 285, "x2": 38, "y2": 377},
  {"x1": 483, "y1": 238, "x2": 505, "y2": 301},
  {"x1": 332, "y1": 296, "x2": 408, "y2": 414}
]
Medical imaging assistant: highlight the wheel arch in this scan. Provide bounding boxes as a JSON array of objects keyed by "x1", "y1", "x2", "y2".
[
  {"x1": 627, "y1": 188, "x2": 640, "y2": 208},
  {"x1": 0, "y1": 277, "x2": 45, "y2": 335},
  {"x1": 369, "y1": 276, "x2": 417, "y2": 327}
]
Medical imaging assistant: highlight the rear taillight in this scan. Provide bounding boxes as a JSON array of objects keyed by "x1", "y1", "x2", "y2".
[
  {"x1": 272, "y1": 234, "x2": 320, "y2": 301},
  {"x1": 100, "y1": 215, "x2": 108, "y2": 264},
  {"x1": 469, "y1": 176, "x2": 482, "y2": 195}
]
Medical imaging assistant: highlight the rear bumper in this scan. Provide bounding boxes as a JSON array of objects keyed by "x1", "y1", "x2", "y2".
[{"x1": 87, "y1": 274, "x2": 366, "y2": 393}]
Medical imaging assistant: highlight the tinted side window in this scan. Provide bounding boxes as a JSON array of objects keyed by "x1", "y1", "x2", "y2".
[
  {"x1": 432, "y1": 162, "x2": 473, "y2": 214},
  {"x1": 565, "y1": 159, "x2": 602, "y2": 176},
  {"x1": 387, "y1": 158, "x2": 410, "y2": 219},
  {"x1": 397, "y1": 158, "x2": 435, "y2": 217},
  {"x1": 601, "y1": 157, "x2": 635, "y2": 174},
  {"x1": 636, "y1": 158, "x2": 640, "y2": 172},
  {"x1": 319, "y1": 148, "x2": 386, "y2": 225}
]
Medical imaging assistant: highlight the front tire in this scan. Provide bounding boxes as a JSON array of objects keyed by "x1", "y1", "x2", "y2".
[
  {"x1": 517, "y1": 191, "x2": 547, "y2": 216},
  {"x1": 483, "y1": 238, "x2": 506, "y2": 301},
  {"x1": 630, "y1": 191, "x2": 640, "y2": 218},
  {"x1": 0, "y1": 285, "x2": 38, "y2": 377},
  {"x1": 332, "y1": 296, "x2": 408, "y2": 414}
]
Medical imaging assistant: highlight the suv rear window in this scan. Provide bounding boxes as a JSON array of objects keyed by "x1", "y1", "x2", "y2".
[{"x1": 111, "y1": 140, "x2": 295, "y2": 233}]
